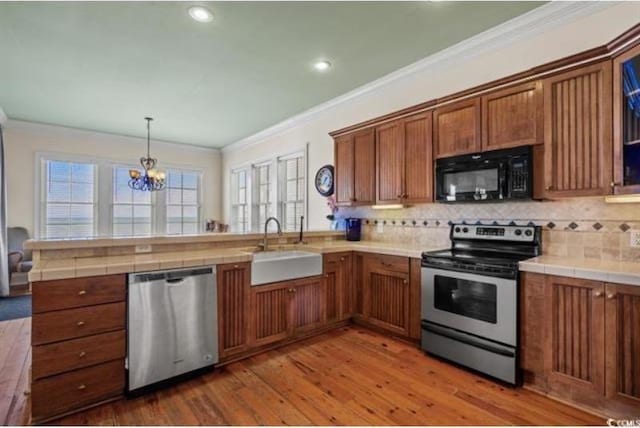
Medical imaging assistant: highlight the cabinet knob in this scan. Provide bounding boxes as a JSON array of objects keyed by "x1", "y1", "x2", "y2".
[
  {"x1": 403, "y1": 193, "x2": 408, "y2": 199},
  {"x1": 545, "y1": 185, "x2": 553, "y2": 191},
  {"x1": 403, "y1": 279, "x2": 408, "y2": 285},
  {"x1": 611, "y1": 182, "x2": 621, "y2": 188},
  {"x1": 325, "y1": 274, "x2": 329, "y2": 278},
  {"x1": 350, "y1": 197, "x2": 357, "y2": 202},
  {"x1": 234, "y1": 264, "x2": 239, "y2": 269},
  {"x1": 607, "y1": 293, "x2": 617, "y2": 300},
  {"x1": 77, "y1": 384, "x2": 86, "y2": 391},
  {"x1": 77, "y1": 321, "x2": 85, "y2": 327},
  {"x1": 78, "y1": 351, "x2": 86, "y2": 358},
  {"x1": 78, "y1": 290, "x2": 87, "y2": 296},
  {"x1": 340, "y1": 257, "x2": 345, "y2": 262},
  {"x1": 593, "y1": 291, "x2": 603, "y2": 298}
]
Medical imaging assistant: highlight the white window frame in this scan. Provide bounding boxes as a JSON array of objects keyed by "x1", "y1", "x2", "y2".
[
  {"x1": 228, "y1": 143, "x2": 308, "y2": 234},
  {"x1": 162, "y1": 168, "x2": 203, "y2": 235},
  {"x1": 251, "y1": 160, "x2": 276, "y2": 232},
  {"x1": 230, "y1": 167, "x2": 250, "y2": 233},
  {"x1": 38, "y1": 156, "x2": 99, "y2": 240},
  {"x1": 277, "y1": 150, "x2": 307, "y2": 232},
  {"x1": 35, "y1": 152, "x2": 204, "y2": 238}
]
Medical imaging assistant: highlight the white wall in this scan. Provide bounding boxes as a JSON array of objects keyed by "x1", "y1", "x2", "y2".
[
  {"x1": 4, "y1": 120, "x2": 222, "y2": 235},
  {"x1": 222, "y1": 2, "x2": 640, "y2": 231}
]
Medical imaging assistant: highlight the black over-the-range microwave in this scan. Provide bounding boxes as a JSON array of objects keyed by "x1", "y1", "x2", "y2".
[{"x1": 435, "y1": 145, "x2": 533, "y2": 203}]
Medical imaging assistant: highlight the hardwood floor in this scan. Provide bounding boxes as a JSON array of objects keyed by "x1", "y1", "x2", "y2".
[
  {"x1": 1, "y1": 319, "x2": 604, "y2": 426},
  {"x1": 0, "y1": 318, "x2": 31, "y2": 426}
]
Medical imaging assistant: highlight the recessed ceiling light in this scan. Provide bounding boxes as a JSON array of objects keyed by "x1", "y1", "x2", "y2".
[
  {"x1": 313, "y1": 60, "x2": 332, "y2": 72},
  {"x1": 188, "y1": 6, "x2": 213, "y2": 23}
]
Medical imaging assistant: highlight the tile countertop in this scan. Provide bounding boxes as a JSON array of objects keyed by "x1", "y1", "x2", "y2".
[
  {"x1": 519, "y1": 256, "x2": 640, "y2": 287},
  {"x1": 29, "y1": 240, "x2": 443, "y2": 282}
]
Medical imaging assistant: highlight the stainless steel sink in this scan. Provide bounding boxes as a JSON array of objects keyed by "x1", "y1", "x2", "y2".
[{"x1": 251, "y1": 250, "x2": 322, "y2": 286}]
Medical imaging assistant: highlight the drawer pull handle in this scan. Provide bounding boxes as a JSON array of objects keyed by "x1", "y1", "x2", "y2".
[
  {"x1": 593, "y1": 291, "x2": 603, "y2": 298},
  {"x1": 77, "y1": 384, "x2": 86, "y2": 391},
  {"x1": 78, "y1": 290, "x2": 87, "y2": 296},
  {"x1": 607, "y1": 293, "x2": 617, "y2": 300},
  {"x1": 77, "y1": 321, "x2": 85, "y2": 327},
  {"x1": 78, "y1": 351, "x2": 86, "y2": 358}
]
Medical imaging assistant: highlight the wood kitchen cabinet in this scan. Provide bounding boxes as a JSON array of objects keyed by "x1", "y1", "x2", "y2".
[
  {"x1": 360, "y1": 253, "x2": 411, "y2": 338},
  {"x1": 324, "y1": 252, "x2": 354, "y2": 323},
  {"x1": 334, "y1": 128, "x2": 376, "y2": 206},
  {"x1": 543, "y1": 275, "x2": 605, "y2": 404},
  {"x1": 482, "y1": 81, "x2": 543, "y2": 151},
  {"x1": 249, "y1": 276, "x2": 326, "y2": 348},
  {"x1": 434, "y1": 97, "x2": 481, "y2": 158},
  {"x1": 613, "y1": 42, "x2": 640, "y2": 195},
  {"x1": 604, "y1": 283, "x2": 640, "y2": 414},
  {"x1": 376, "y1": 120, "x2": 404, "y2": 204},
  {"x1": 542, "y1": 61, "x2": 613, "y2": 198},
  {"x1": 31, "y1": 274, "x2": 126, "y2": 423},
  {"x1": 521, "y1": 273, "x2": 640, "y2": 418},
  {"x1": 217, "y1": 262, "x2": 251, "y2": 359},
  {"x1": 375, "y1": 112, "x2": 433, "y2": 205}
]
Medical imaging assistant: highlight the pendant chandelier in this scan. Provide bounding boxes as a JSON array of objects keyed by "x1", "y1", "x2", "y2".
[{"x1": 128, "y1": 117, "x2": 166, "y2": 191}]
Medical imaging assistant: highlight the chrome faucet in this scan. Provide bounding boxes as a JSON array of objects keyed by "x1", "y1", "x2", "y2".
[{"x1": 259, "y1": 217, "x2": 282, "y2": 251}]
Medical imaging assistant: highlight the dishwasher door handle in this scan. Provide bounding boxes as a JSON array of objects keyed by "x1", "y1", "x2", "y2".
[{"x1": 166, "y1": 278, "x2": 185, "y2": 285}]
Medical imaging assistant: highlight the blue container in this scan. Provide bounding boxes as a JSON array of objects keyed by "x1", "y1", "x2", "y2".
[{"x1": 345, "y1": 218, "x2": 362, "y2": 241}]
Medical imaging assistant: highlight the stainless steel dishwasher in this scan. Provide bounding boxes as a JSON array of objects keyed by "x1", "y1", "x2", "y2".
[{"x1": 127, "y1": 266, "x2": 218, "y2": 393}]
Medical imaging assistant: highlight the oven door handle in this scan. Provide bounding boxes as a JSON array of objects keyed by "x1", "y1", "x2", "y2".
[{"x1": 421, "y1": 321, "x2": 515, "y2": 358}]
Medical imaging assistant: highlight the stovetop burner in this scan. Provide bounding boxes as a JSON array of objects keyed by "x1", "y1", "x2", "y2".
[{"x1": 421, "y1": 223, "x2": 542, "y2": 279}]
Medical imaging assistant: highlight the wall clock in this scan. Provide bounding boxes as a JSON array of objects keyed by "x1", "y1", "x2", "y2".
[{"x1": 315, "y1": 164, "x2": 334, "y2": 196}]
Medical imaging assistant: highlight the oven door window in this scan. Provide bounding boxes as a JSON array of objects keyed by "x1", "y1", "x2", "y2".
[{"x1": 433, "y1": 275, "x2": 497, "y2": 324}]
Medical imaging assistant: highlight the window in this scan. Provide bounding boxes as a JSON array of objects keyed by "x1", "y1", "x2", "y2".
[
  {"x1": 37, "y1": 155, "x2": 205, "y2": 238},
  {"x1": 230, "y1": 168, "x2": 249, "y2": 233},
  {"x1": 252, "y1": 162, "x2": 273, "y2": 231},
  {"x1": 229, "y1": 150, "x2": 307, "y2": 234},
  {"x1": 165, "y1": 169, "x2": 201, "y2": 235},
  {"x1": 112, "y1": 167, "x2": 152, "y2": 236},
  {"x1": 278, "y1": 153, "x2": 305, "y2": 232},
  {"x1": 42, "y1": 160, "x2": 96, "y2": 238}
]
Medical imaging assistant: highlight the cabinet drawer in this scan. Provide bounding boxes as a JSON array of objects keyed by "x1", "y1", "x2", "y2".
[
  {"x1": 32, "y1": 359, "x2": 124, "y2": 421},
  {"x1": 33, "y1": 274, "x2": 125, "y2": 313},
  {"x1": 33, "y1": 330, "x2": 125, "y2": 380},
  {"x1": 32, "y1": 302, "x2": 125, "y2": 345},
  {"x1": 363, "y1": 253, "x2": 409, "y2": 274}
]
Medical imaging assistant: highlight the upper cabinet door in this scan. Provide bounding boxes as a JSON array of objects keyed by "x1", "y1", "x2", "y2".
[
  {"x1": 542, "y1": 61, "x2": 613, "y2": 197},
  {"x1": 352, "y1": 128, "x2": 376, "y2": 205},
  {"x1": 334, "y1": 134, "x2": 355, "y2": 205},
  {"x1": 434, "y1": 98, "x2": 481, "y2": 158},
  {"x1": 376, "y1": 120, "x2": 404, "y2": 204},
  {"x1": 482, "y1": 81, "x2": 543, "y2": 151},
  {"x1": 403, "y1": 112, "x2": 433, "y2": 203},
  {"x1": 613, "y1": 43, "x2": 640, "y2": 195}
]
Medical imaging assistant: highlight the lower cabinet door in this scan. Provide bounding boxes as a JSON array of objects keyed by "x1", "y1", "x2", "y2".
[
  {"x1": 605, "y1": 283, "x2": 640, "y2": 414},
  {"x1": 291, "y1": 277, "x2": 326, "y2": 335},
  {"x1": 250, "y1": 284, "x2": 290, "y2": 347},
  {"x1": 362, "y1": 256, "x2": 410, "y2": 337},
  {"x1": 324, "y1": 252, "x2": 353, "y2": 324},
  {"x1": 217, "y1": 262, "x2": 251, "y2": 359},
  {"x1": 544, "y1": 276, "x2": 605, "y2": 405}
]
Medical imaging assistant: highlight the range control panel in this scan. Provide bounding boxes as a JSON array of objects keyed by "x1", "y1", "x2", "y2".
[{"x1": 451, "y1": 223, "x2": 537, "y2": 242}]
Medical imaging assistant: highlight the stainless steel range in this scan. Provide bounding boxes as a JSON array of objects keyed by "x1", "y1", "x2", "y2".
[{"x1": 420, "y1": 223, "x2": 541, "y2": 385}]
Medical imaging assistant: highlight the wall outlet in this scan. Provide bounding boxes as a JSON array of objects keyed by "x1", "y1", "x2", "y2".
[
  {"x1": 376, "y1": 221, "x2": 384, "y2": 234},
  {"x1": 135, "y1": 244, "x2": 152, "y2": 254},
  {"x1": 631, "y1": 231, "x2": 640, "y2": 248}
]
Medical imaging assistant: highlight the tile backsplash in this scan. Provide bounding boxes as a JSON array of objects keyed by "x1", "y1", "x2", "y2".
[{"x1": 339, "y1": 197, "x2": 640, "y2": 262}]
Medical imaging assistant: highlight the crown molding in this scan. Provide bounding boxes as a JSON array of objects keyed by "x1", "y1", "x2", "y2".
[
  {"x1": 223, "y1": 1, "x2": 614, "y2": 154},
  {"x1": 5, "y1": 119, "x2": 221, "y2": 153}
]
